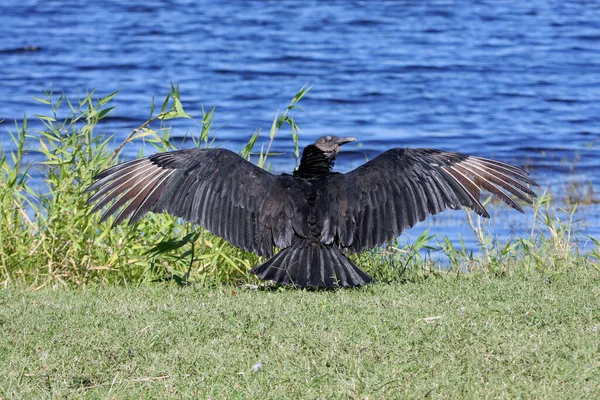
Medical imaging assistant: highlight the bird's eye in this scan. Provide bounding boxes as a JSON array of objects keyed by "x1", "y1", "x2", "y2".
[{"x1": 326, "y1": 135, "x2": 332, "y2": 140}]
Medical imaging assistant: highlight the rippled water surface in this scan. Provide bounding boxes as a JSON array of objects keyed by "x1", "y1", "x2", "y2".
[{"x1": 1, "y1": 0, "x2": 599, "y2": 249}]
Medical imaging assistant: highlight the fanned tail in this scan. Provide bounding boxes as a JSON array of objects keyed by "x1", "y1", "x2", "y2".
[{"x1": 251, "y1": 239, "x2": 372, "y2": 287}]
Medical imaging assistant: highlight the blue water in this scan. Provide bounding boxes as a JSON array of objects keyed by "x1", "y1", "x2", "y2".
[{"x1": 1, "y1": 0, "x2": 599, "y2": 250}]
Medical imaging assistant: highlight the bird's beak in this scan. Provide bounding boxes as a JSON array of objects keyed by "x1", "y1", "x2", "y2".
[{"x1": 336, "y1": 137, "x2": 357, "y2": 146}]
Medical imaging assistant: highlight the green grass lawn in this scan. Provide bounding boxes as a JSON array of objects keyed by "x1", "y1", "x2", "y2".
[{"x1": 1, "y1": 267, "x2": 598, "y2": 399}]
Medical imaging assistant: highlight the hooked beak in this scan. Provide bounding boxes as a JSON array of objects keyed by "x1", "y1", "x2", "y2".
[{"x1": 336, "y1": 136, "x2": 357, "y2": 146}]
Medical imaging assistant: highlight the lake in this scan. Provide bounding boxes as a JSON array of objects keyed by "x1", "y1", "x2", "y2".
[{"x1": 1, "y1": 0, "x2": 599, "y2": 252}]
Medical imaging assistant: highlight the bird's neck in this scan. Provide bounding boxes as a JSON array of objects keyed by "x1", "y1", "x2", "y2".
[{"x1": 293, "y1": 145, "x2": 335, "y2": 179}]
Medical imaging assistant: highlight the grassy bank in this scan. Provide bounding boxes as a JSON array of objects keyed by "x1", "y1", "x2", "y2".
[
  {"x1": 1, "y1": 264, "x2": 598, "y2": 398},
  {"x1": 1, "y1": 87, "x2": 599, "y2": 398}
]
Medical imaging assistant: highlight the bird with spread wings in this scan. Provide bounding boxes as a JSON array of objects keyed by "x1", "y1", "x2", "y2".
[{"x1": 86, "y1": 135, "x2": 537, "y2": 287}]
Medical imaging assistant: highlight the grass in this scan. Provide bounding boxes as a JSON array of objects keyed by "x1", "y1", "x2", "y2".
[{"x1": 1, "y1": 263, "x2": 598, "y2": 399}]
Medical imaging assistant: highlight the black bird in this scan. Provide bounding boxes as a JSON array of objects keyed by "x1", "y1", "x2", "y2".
[{"x1": 86, "y1": 135, "x2": 537, "y2": 287}]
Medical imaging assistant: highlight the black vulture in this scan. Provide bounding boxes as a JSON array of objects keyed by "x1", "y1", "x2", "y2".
[{"x1": 86, "y1": 135, "x2": 538, "y2": 287}]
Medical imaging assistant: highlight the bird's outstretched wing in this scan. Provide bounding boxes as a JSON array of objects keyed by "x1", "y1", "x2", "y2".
[
  {"x1": 85, "y1": 148, "x2": 309, "y2": 257},
  {"x1": 318, "y1": 148, "x2": 538, "y2": 253}
]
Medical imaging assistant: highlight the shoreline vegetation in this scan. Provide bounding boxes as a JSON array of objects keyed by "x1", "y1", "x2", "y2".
[
  {"x1": 0, "y1": 86, "x2": 598, "y2": 288},
  {"x1": 0, "y1": 87, "x2": 598, "y2": 396}
]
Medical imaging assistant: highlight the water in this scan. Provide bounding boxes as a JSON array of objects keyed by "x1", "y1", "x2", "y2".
[{"x1": 1, "y1": 0, "x2": 599, "y2": 251}]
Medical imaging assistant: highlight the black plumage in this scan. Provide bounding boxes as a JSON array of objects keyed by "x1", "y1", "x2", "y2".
[{"x1": 86, "y1": 135, "x2": 538, "y2": 287}]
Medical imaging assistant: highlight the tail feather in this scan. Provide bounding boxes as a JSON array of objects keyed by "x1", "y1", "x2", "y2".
[{"x1": 251, "y1": 239, "x2": 372, "y2": 287}]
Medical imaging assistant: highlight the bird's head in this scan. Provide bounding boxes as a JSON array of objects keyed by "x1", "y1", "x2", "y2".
[{"x1": 314, "y1": 135, "x2": 356, "y2": 159}]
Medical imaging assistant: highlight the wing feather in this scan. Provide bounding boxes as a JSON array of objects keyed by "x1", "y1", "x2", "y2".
[
  {"x1": 129, "y1": 170, "x2": 175, "y2": 223},
  {"x1": 459, "y1": 160, "x2": 536, "y2": 200},
  {"x1": 319, "y1": 148, "x2": 537, "y2": 253},
  {"x1": 86, "y1": 147, "x2": 308, "y2": 257},
  {"x1": 443, "y1": 166, "x2": 488, "y2": 216},
  {"x1": 113, "y1": 169, "x2": 173, "y2": 226},
  {"x1": 89, "y1": 162, "x2": 156, "y2": 212}
]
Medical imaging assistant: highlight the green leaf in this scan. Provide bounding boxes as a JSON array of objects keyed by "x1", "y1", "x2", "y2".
[
  {"x1": 173, "y1": 97, "x2": 191, "y2": 119},
  {"x1": 98, "y1": 90, "x2": 119, "y2": 106},
  {"x1": 242, "y1": 129, "x2": 260, "y2": 159},
  {"x1": 269, "y1": 111, "x2": 279, "y2": 139},
  {"x1": 96, "y1": 106, "x2": 116, "y2": 120},
  {"x1": 33, "y1": 97, "x2": 52, "y2": 105},
  {"x1": 160, "y1": 93, "x2": 171, "y2": 113},
  {"x1": 35, "y1": 115, "x2": 57, "y2": 123},
  {"x1": 291, "y1": 84, "x2": 312, "y2": 104}
]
